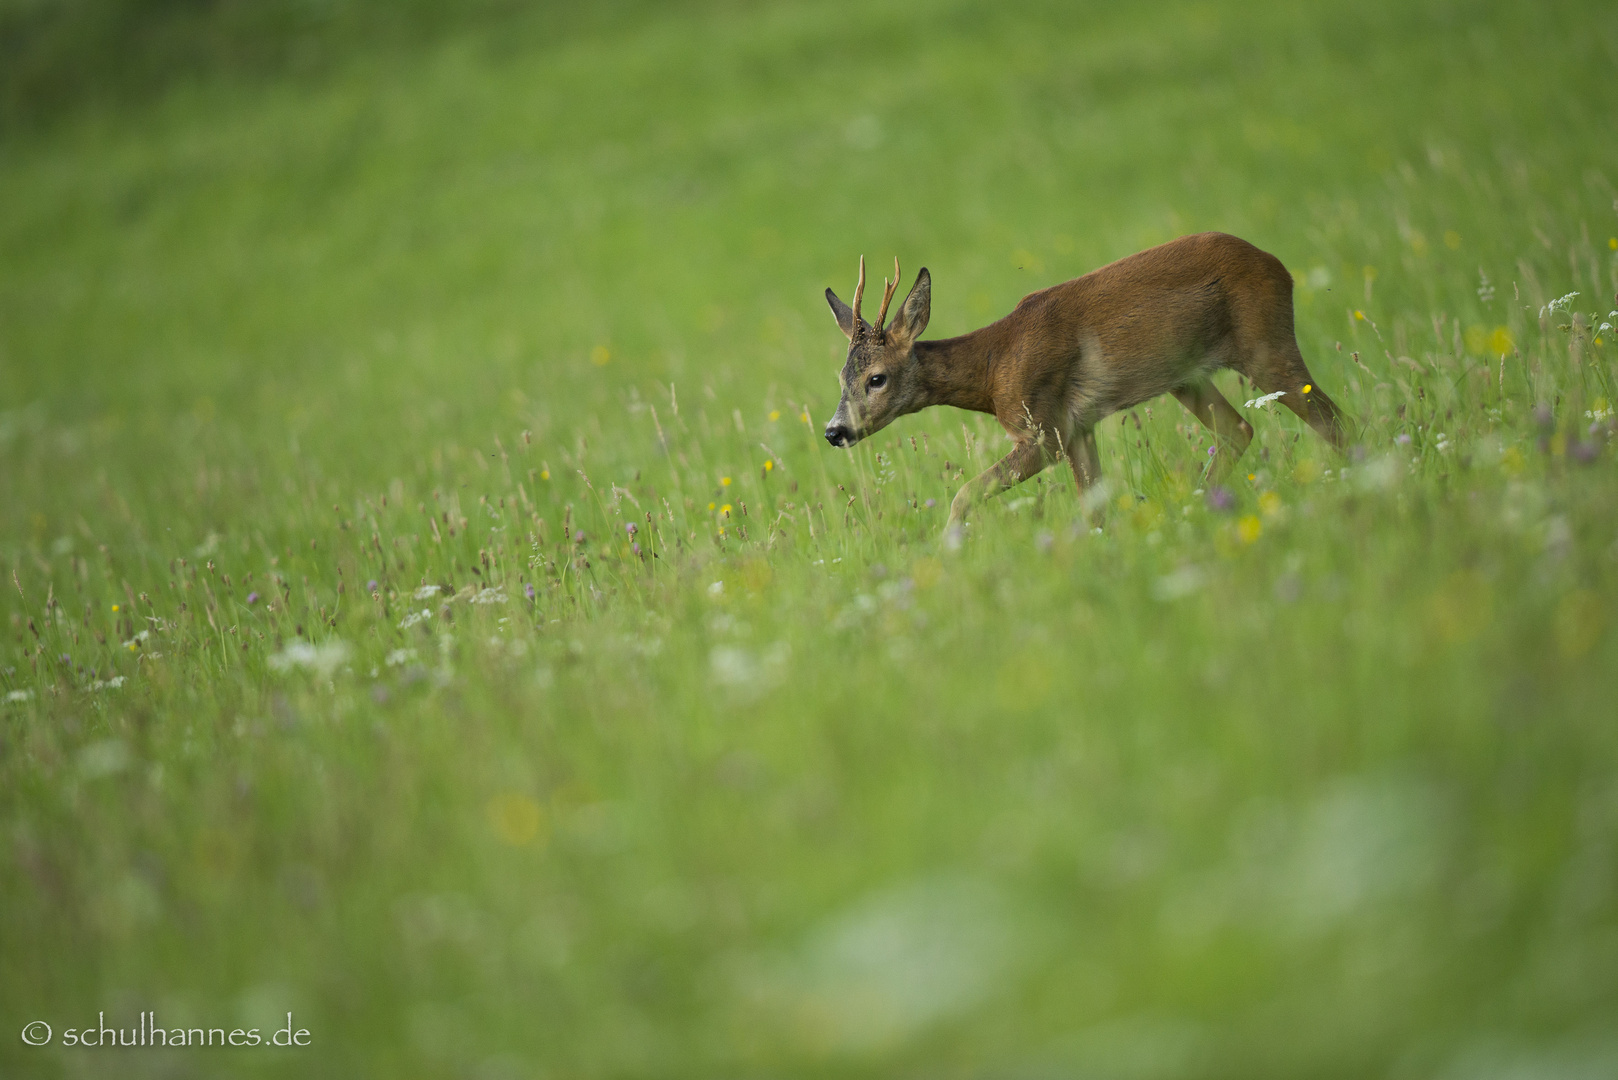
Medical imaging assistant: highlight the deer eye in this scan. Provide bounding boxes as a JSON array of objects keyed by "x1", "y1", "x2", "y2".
[{"x1": 867, "y1": 373, "x2": 887, "y2": 390}]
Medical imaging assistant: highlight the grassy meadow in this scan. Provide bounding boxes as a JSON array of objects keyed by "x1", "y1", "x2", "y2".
[{"x1": 3, "y1": 0, "x2": 1618, "y2": 1076}]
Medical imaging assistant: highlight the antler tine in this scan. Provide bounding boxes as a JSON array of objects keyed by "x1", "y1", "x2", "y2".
[
  {"x1": 876, "y1": 256, "x2": 901, "y2": 331},
  {"x1": 850, "y1": 255, "x2": 866, "y2": 333}
]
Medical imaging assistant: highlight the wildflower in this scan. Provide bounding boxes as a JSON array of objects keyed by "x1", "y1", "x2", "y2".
[
  {"x1": 1258, "y1": 491, "x2": 1282, "y2": 517},
  {"x1": 268, "y1": 640, "x2": 351, "y2": 677},
  {"x1": 1244, "y1": 390, "x2": 1286, "y2": 409},
  {"x1": 1303, "y1": 384, "x2": 1312, "y2": 394},
  {"x1": 1236, "y1": 515, "x2": 1263, "y2": 544},
  {"x1": 1354, "y1": 310, "x2": 1365, "y2": 320},
  {"x1": 413, "y1": 584, "x2": 441, "y2": 599},
  {"x1": 367, "y1": 579, "x2": 378, "y2": 593},
  {"x1": 625, "y1": 522, "x2": 638, "y2": 536},
  {"x1": 763, "y1": 460, "x2": 774, "y2": 472},
  {"x1": 1205, "y1": 486, "x2": 1235, "y2": 512},
  {"x1": 524, "y1": 583, "x2": 536, "y2": 601},
  {"x1": 487, "y1": 793, "x2": 544, "y2": 845},
  {"x1": 590, "y1": 345, "x2": 611, "y2": 366},
  {"x1": 1395, "y1": 433, "x2": 1412, "y2": 446},
  {"x1": 721, "y1": 476, "x2": 732, "y2": 487},
  {"x1": 924, "y1": 498, "x2": 936, "y2": 509},
  {"x1": 721, "y1": 504, "x2": 732, "y2": 518},
  {"x1": 540, "y1": 469, "x2": 550, "y2": 481},
  {"x1": 632, "y1": 543, "x2": 642, "y2": 556},
  {"x1": 1540, "y1": 292, "x2": 1579, "y2": 319},
  {"x1": 1586, "y1": 400, "x2": 1612, "y2": 422},
  {"x1": 769, "y1": 410, "x2": 781, "y2": 422},
  {"x1": 399, "y1": 609, "x2": 433, "y2": 630},
  {"x1": 1246, "y1": 473, "x2": 1256, "y2": 482},
  {"x1": 1610, "y1": 237, "x2": 1618, "y2": 250},
  {"x1": 469, "y1": 587, "x2": 507, "y2": 605},
  {"x1": 111, "y1": 604, "x2": 120, "y2": 612},
  {"x1": 573, "y1": 530, "x2": 585, "y2": 544},
  {"x1": 1571, "y1": 440, "x2": 1599, "y2": 465},
  {"x1": 708, "y1": 581, "x2": 724, "y2": 596},
  {"x1": 5, "y1": 689, "x2": 33, "y2": 703}
]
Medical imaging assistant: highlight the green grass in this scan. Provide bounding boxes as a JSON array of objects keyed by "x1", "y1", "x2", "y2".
[{"x1": 4, "y1": 0, "x2": 1618, "y2": 1076}]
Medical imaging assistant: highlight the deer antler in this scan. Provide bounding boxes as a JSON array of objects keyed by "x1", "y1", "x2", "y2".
[
  {"x1": 850, "y1": 255, "x2": 866, "y2": 335},
  {"x1": 876, "y1": 256, "x2": 901, "y2": 332}
]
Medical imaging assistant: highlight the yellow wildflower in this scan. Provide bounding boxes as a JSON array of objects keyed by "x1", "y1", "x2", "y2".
[
  {"x1": 589, "y1": 345, "x2": 610, "y2": 366},
  {"x1": 721, "y1": 504, "x2": 732, "y2": 518},
  {"x1": 111, "y1": 604, "x2": 120, "y2": 612},
  {"x1": 1354, "y1": 310, "x2": 1365, "y2": 320},
  {"x1": 769, "y1": 410, "x2": 781, "y2": 422},
  {"x1": 1303, "y1": 384, "x2": 1312, "y2": 394},
  {"x1": 486, "y1": 793, "x2": 544, "y2": 846},
  {"x1": 721, "y1": 476, "x2": 732, "y2": 487},
  {"x1": 1236, "y1": 515, "x2": 1262, "y2": 544},
  {"x1": 763, "y1": 460, "x2": 774, "y2": 472}
]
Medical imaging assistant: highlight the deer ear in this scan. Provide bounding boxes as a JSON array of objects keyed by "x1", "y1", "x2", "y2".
[
  {"x1": 826, "y1": 287, "x2": 858, "y2": 340},
  {"x1": 888, "y1": 268, "x2": 931, "y2": 346}
]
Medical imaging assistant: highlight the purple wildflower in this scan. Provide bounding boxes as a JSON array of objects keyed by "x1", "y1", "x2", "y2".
[
  {"x1": 573, "y1": 529, "x2": 585, "y2": 544},
  {"x1": 1532, "y1": 403, "x2": 1554, "y2": 430},
  {"x1": 925, "y1": 498, "x2": 937, "y2": 509},
  {"x1": 524, "y1": 582, "x2": 536, "y2": 601},
  {"x1": 632, "y1": 543, "x2": 642, "y2": 556},
  {"x1": 367, "y1": 579, "x2": 378, "y2": 593},
  {"x1": 625, "y1": 522, "x2": 638, "y2": 536},
  {"x1": 247, "y1": 591, "x2": 260, "y2": 604},
  {"x1": 1571, "y1": 440, "x2": 1599, "y2": 464},
  {"x1": 1206, "y1": 486, "x2": 1236, "y2": 512},
  {"x1": 1395, "y1": 433, "x2": 1412, "y2": 446}
]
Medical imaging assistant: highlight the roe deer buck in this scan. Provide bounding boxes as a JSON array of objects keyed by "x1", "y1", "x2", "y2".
[{"x1": 823, "y1": 232, "x2": 1351, "y2": 532}]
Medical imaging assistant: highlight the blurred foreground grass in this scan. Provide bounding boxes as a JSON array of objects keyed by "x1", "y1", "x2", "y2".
[{"x1": 3, "y1": 0, "x2": 1618, "y2": 1077}]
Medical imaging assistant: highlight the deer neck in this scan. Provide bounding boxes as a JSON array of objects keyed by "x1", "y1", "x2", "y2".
[{"x1": 914, "y1": 326, "x2": 1000, "y2": 414}]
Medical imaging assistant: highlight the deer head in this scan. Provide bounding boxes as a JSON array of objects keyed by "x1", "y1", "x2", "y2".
[{"x1": 823, "y1": 256, "x2": 931, "y2": 447}]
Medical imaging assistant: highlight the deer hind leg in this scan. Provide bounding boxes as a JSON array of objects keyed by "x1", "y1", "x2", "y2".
[
  {"x1": 1171, "y1": 377, "x2": 1253, "y2": 477},
  {"x1": 1240, "y1": 339, "x2": 1352, "y2": 450},
  {"x1": 947, "y1": 437, "x2": 1051, "y2": 530}
]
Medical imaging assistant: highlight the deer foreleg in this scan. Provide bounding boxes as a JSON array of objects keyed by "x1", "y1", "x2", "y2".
[
  {"x1": 1171, "y1": 378, "x2": 1253, "y2": 479},
  {"x1": 1068, "y1": 427, "x2": 1102, "y2": 490},
  {"x1": 947, "y1": 438, "x2": 1050, "y2": 529}
]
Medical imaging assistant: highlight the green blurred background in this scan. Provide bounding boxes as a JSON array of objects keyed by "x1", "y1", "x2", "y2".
[{"x1": 3, "y1": 0, "x2": 1617, "y2": 1077}]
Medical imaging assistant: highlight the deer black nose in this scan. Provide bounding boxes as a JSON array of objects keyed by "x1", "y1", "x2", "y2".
[{"x1": 825, "y1": 423, "x2": 851, "y2": 447}]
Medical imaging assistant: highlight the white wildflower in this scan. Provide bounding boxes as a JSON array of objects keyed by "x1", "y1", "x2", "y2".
[
  {"x1": 1540, "y1": 291, "x2": 1579, "y2": 318},
  {"x1": 90, "y1": 675, "x2": 126, "y2": 691},
  {"x1": 1244, "y1": 390, "x2": 1287, "y2": 410},
  {"x1": 413, "y1": 584, "x2": 442, "y2": 600},
  {"x1": 385, "y1": 648, "x2": 418, "y2": 667},
  {"x1": 399, "y1": 609, "x2": 433, "y2": 630},
  {"x1": 708, "y1": 581, "x2": 725, "y2": 596},
  {"x1": 268, "y1": 640, "x2": 351, "y2": 677},
  {"x1": 1152, "y1": 566, "x2": 1206, "y2": 601},
  {"x1": 5, "y1": 689, "x2": 33, "y2": 703},
  {"x1": 469, "y1": 587, "x2": 506, "y2": 605}
]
